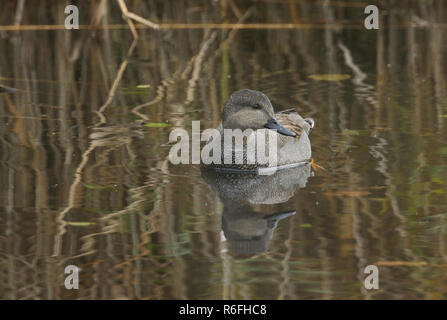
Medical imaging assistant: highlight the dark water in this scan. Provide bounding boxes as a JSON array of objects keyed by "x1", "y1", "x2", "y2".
[{"x1": 1, "y1": 1, "x2": 447, "y2": 299}]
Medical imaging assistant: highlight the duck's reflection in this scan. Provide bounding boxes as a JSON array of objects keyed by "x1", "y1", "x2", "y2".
[
  {"x1": 201, "y1": 164, "x2": 312, "y2": 255},
  {"x1": 221, "y1": 200, "x2": 296, "y2": 254}
]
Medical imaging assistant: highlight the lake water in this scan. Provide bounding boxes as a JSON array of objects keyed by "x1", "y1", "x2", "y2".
[{"x1": 1, "y1": 0, "x2": 447, "y2": 299}]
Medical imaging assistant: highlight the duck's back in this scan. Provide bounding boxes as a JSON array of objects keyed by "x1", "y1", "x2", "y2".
[{"x1": 275, "y1": 112, "x2": 312, "y2": 165}]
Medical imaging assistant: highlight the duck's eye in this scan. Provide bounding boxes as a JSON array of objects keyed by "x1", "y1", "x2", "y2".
[{"x1": 252, "y1": 103, "x2": 261, "y2": 109}]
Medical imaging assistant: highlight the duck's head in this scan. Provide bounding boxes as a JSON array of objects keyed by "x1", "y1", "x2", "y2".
[{"x1": 222, "y1": 89, "x2": 296, "y2": 137}]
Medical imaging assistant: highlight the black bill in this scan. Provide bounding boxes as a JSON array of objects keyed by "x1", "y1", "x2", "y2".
[{"x1": 264, "y1": 118, "x2": 296, "y2": 137}]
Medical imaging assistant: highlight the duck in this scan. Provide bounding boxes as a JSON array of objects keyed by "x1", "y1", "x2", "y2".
[{"x1": 204, "y1": 89, "x2": 314, "y2": 172}]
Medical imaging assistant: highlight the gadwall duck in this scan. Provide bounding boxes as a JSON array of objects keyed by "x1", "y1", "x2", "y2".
[{"x1": 205, "y1": 89, "x2": 314, "y2": 172}]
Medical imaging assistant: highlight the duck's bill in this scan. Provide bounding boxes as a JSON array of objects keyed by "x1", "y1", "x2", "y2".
[{"x1": 264, "y1": 119, "x2": 296, "y2": 137}]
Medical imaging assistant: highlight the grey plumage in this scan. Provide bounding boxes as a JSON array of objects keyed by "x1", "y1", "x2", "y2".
[{"x1": 203, "y1": 89, "x2": 314, "y2": 170}]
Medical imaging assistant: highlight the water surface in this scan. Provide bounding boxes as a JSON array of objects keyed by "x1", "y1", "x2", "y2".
[{"x1": 1, "y1": 1, "x2": 447, "y2": 299}]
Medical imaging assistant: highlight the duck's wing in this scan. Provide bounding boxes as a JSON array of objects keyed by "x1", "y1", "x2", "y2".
[{"x1": 275, "y1": 112, "x2": 314, "y2": 138}]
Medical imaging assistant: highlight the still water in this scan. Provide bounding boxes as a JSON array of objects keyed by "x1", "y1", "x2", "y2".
[{"x1": 1, "y1": 1, "x2": 447, "y2": 299}]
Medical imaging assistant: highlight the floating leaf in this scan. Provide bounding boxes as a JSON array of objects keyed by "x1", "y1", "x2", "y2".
[
  {"x1": 120, "y1": 87, "x2": 150, "y2": 95},
  {"x1": 369, "y1": 186, "x2": 390, "y2": 190},
  {"x1": 144, "y1": 122, "x2": 169, "y2": 128},
  {"x1": 432, "y1": 177, "x2": 445, "y2": 185},
  {"x1": 425, "y1": 213, "x2": 447, "y2": 219},
  {"x1": 324, "y1": 190, "x2": 371, "y2": 197},
  {"x1": 377, "y1": 261, "x2": 428, "y2": 267},
  {"x1": 136, "y1": 84, "x2": 151, "y2": 89},
  {"x1": 373, "y1": 127, "x2": 392, "y2": 131},
  {"x1": 369, "y1": 197, "x2": 388, "y2": 201},
  {"x1": 300, "y1": 223, "x2": 312, "y2": 228},
  {"x1": 67, "y1": 221, "x2": 96, "y2": 227},
  {"x1": 83, "y1": 182, "x2": 114, "y2": 190},
  {"x1": 344, "y1": 129, "x2": 361, "y2": 136},
  {"x1": 308, "y1": 74, "x2": 351, "y2": 81}
]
